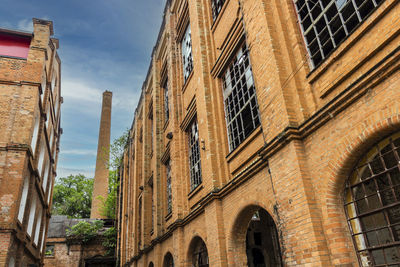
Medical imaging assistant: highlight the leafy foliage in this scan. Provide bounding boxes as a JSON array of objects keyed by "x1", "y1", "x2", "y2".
[
  {"x1": 102, "y1": 226, "x2": 117, "y2": 256},
  {"x1": 52, "y1": 174, "x2": 93, "y2": 218},
  {"x1": 66, "y1": 220, "x2": 104, "y2": 243}
]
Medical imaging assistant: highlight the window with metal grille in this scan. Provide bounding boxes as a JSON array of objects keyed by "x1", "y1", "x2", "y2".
[
  {"x1": 222, "y1": 43, "x2": 260, "y2": 152},
  {"x1": 294, "y1": 0, "x2": 385, "y2": 68},
  {"x1": 181, "y1": 24, "x2": 193, "y2": 82},
  {"x1": 166, "y1": 159, "x2": 172, "y2": 214},
  {"x1": 164, "y1": 78, "x2": 169, "y2": 122},
  {"x1": 193, "y1": 239, "x2": 209, "y2": 267},
  {"x1": 211, "y1": 0, "x2": 226, "y2": 21},
  {"x1": 344, "y1": 132, "x2": 400, "y2": 266},
  {"x1": 188, "y1": 118, "x2": 202, "y2": 191}
]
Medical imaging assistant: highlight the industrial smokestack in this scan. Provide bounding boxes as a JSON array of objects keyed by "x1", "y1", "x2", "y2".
[{"x1": 90, "y1": 90, "x2": 112, "y2": 219}]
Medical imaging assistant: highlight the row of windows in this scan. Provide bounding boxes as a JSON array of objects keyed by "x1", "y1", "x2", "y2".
[{"x1": 148, "y1": 0, "x2": 385, "y2": 241}]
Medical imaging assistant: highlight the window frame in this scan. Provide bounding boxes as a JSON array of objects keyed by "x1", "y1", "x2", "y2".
[
  {"x1": 187, "y1": 117, "x2": 202, "y2": 191},
  {"x1": 222, "y1": 41, "x2": 260, "y2": 152},
  {"x1": 181, "y1": 23, "x2": 194, "y2": 83},
  {"x1": 293, "y1": 0, "x2": 385, "y2": 69}
]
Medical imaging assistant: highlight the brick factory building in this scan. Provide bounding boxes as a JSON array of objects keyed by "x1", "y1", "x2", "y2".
[
  {"x1": 116, "y1": 0, "x2": 400, "y2": 266},
  {"x1": 0, "y1": 19, "x2": 62, "y2": 266}
]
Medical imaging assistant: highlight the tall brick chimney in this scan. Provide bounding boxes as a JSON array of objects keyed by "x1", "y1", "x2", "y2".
[{"x1": 90, "y1": 91, "x2": 112, "y2": 219}]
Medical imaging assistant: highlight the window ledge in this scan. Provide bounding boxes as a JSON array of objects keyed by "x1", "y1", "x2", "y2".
[
  {"x1": 165, "y1": 212, "x2": 172, "y2": 222},
  {"x1": 226, "y1": 126, "x2": 262, "y2": 163},
  {"x1": 182, "y1": 70, "x2": 194, "y2": 93},
  {"x1": 211, "y1": 0, "x2": 230, "y2": 33},
  {"x1": 188, "y1": 184, "x2": 203, "y2": 200}
]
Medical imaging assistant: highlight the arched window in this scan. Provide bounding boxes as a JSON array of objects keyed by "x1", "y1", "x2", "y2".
[
  {"x1": 149, "y1": 262, "x2": 154, "y2": 267},
  {"x1": 164, "y1": 252, "x2": 174, "y2": 267},
  {"x1": 192, "y1": 239, "x2": 209, "y2": 267},
  {"x1": 345, "y1": 132, "x2": 400, "y2": 266}
]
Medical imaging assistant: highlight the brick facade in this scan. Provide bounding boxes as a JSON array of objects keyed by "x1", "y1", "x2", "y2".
[
  {"x1": 0, "y1": 19, "x2": 62, "y2": 266},
  {"x1": 117, "y1": 0, "x2": 400, "y2": 266}
]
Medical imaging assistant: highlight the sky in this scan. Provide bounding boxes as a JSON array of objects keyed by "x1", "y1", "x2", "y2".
[{"x1": 0, "y1": 0, "x2": 165, "y2": 178}]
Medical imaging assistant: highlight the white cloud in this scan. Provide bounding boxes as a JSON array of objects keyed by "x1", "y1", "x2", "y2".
[
  {"x1": 57, "y1": 167, "x2": 94, "y2": 179},
  {"x1": 16, "y1": 18, "x2": 33, "y2": 32},
  {"x1": 61, "y1": 149, "x2": 97, "y2": 156}
]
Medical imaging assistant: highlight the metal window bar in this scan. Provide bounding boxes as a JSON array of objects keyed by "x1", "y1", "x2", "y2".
[
  {"x1": 164, "y1": 79, "x2": 169, "y2": 122},
  {"x1": 166, "y1": 159, "x2": 172, "y2": 214},
  {"x1": 344, "y1": 133, "x2": 400, "y2": 266},
  {"x1": 194, "y1": 242, "x2": 209, "y2": 267},
  {"x1": 181, "y1": 24, "x2": 193, "y2": 82},
  {"x1": 211, "y1": 0, "x2": 226, "y2": 21},
  {"x1": 222, "y1": 43, "x2": 260, "y2": 151},
  {"x1": 188, "y1": 119, "x2": 202, "y2": 190},
  {"x1": 294, "y1": 0, "x2": 385, "y2": 68}
]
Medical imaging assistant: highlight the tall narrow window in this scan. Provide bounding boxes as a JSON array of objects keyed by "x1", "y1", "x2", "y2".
[
  {"x1": 34, "y1": 207, "x2": 42, "y2": 245},
  {"x1": 31, "y1": 112, "x2": 40, "y2": 154},
  {"x1": 166, "y1": 159, "x2": 172, "y2": 214},
  {"x1": 344, "y1": 132, "x2": 400, "y2": 266},
  {"x1": 294, "y1": 0, "x2": 385, "y2": 68},
  {"x1": 188, "y1": 118, "x2": 202, "y2": 190},
  {"x1": 222, "y1": 42, "x2": 260, "y2": 151},
  {"x1": 150, "y1": 178, "x2": 154, "y2": 233},
  {"x1": 42, "y1": 162, "x2": 50, "y2": 192},
  {"x1": 138, "y1": 196, "x2": 142, "y2": 246},
  {"x1": 47, "y1": 176, "x2": 53, "y2": 204},
  {"x1": 164, "y1": 79, "x2": 169, "y2": 122},
  {"x1": 17, "y1": 175, "x2": 30, "y2": 223},
  {"x1": 27, "y1": 193, "x2": 37, "y2": 236},
  {"x1": 181, "y1": 24, "x2": 193, "y2": 82},
  {"x1": 211, "y1": 0, "x2": 226, "y2": 21},
  {"x1": 37, "y1": 137, "x2": 46, "y2": 176},
  {"x1": 40, "y1": 221, "x2": 47, "y2": 253},
  {"x1": 45, "y1": 100, "x2": 51, "y2": 129}
]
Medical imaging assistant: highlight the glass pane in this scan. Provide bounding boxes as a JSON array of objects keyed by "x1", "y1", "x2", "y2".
[
  {"x1": 372, "y1": 248, "x2": 385, "y2": 265},
  {"x1": 376, "y1": 228, "x2": 393, "y2": 245},
  {"x1": 388, "y1": 206, "x2": 400, "y2": 224},
  {"x1": 384, "y1": 247, "x2": 400, "y2": 264},
  {"x1": 361, "y1": 212, "x2": 387, "y2": 231},
  {"x1": 355, "y1": 233, "x2": 367, "y2": 250}
]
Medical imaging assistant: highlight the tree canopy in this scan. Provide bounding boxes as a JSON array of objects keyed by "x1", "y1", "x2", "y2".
[
  {"x1": 52, "y1": 129, "x2": 129, "y2": 219},
  {"x1": 52, "y1": 174, "x2": 93, "y2": 218}
]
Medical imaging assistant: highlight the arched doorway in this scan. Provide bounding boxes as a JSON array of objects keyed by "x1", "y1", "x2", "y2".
[
  {"x1": 245, "y1": 208, "x2": 282, "y2": 267},
  {"x1": 189, "y1": 237, "x2": 209, "y2": 267},
  {"x1": 163, "y1": 252, "x2": 174, "y2": 267},
  {"x1": 344, "y1": 132, "x2": 400, "y2": 266},
  {"x1": 149, "y1": 262, "x2": 154, "y2": 267}
]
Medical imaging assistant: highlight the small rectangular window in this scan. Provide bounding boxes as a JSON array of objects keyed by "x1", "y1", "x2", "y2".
[
  {"x1": 294, "y1": 0, "x2": 385, "y2": 68},
  {"x1": 181, "y1": 24, "x2": 193, "y2": 82},
  {"x1": 45, "y1": 244, "x2": 54, "y2": 257},
  {"x1": 164, "y1": 79, "x2": 169, "y2": 122},
  {"x1": 188, "y1": 118, "x2": 202, "y2": 190},
  {"x1": 34, "y1": 208, "x2": 42, "y2": 245},
  {"x1": 211, "y1": 0, "x2": 226, "y2": 21},
  {"x1": 27, "y1": 193, "x2": 37, "y2": 236},
  {"x1": 166, "y1": 159, "x2": 172, "y2": 214},
  {"x1": 222, "y1": 42, "x2": 260, "y2": 151},
  {"x1": 17, "y1": 175, "x2": 30, "y2": 223}
]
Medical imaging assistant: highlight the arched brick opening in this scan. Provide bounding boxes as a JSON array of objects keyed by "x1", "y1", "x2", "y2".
[
  {"x1": 148, "y1": 262, "x2": 154, "y2": 267},
  {"x1": 323, "y1": 117, "x2": 400, "y2": 266},
  {"x1": 163, "y1": 252, "x2": 174, "y2": 267},
  {"x1": 187, "y1": 236, "x2": 209, "y2": 267},
  {"x1": 229, "y1": 204, "x2": 282, "y2": 267}
]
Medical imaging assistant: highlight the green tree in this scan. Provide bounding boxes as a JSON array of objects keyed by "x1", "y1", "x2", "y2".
[{"x1": 52, "y1": 174, "x2": 93, "y2": 218}]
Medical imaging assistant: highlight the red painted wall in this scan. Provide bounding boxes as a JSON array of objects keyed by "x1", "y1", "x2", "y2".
[{"x1": 0, "y1": 33, "x2": 31, "y2": 58}]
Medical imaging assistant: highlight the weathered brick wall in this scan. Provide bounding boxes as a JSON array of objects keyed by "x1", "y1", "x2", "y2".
[
  {"x1": 0, "y1": 19, "x2": 62, "y2": 266},
  {"x1": 117, "y1": 0, "x2": 400, "y2": 266}
]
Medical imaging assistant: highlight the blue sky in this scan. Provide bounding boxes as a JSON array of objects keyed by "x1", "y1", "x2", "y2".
[{"x1": 0, "y1": 0, "x2": 165, "y2": 178}]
